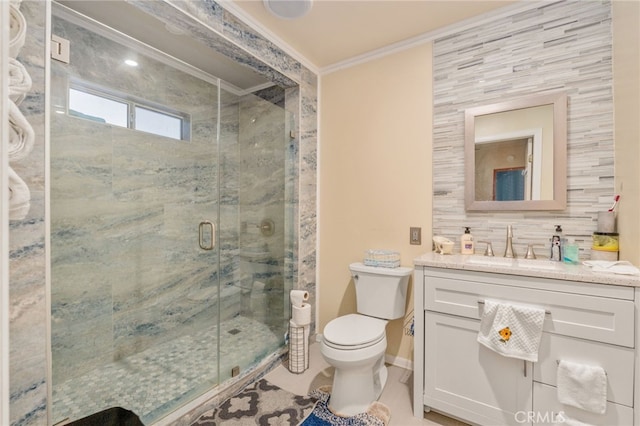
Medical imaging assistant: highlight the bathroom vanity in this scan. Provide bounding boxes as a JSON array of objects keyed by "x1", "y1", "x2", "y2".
[{"x1": 413, "y1": 253, "x2": 640, "y2": 426}]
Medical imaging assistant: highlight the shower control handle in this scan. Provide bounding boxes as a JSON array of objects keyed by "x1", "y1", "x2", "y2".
[
  {"x1": 199, "y1": 221, "x2": 215, "y2": 250},
  {"x1": 259, "y1": 219, "x2": 275, "y2": 237}
]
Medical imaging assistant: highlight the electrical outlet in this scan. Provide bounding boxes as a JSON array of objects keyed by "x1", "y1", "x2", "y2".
[{"x1": 410, "y1": 227, "x2": 421, "y2": 245}]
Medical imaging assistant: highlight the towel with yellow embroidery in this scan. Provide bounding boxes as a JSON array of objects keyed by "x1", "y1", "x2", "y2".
[{"x1": 477, "y1": 299, "x2": 546, "y2": 362}]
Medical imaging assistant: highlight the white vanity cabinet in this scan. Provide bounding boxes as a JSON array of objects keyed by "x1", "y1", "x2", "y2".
[{"x1": 413, "y1": 258, "x2": 640, "y2": 426}]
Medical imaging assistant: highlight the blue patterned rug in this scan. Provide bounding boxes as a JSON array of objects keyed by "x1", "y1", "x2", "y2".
[{"x1": 298, "y1": 386, "x2": 390, "y2": 426}]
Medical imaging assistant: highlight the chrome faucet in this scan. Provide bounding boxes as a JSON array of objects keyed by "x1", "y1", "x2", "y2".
[
  {"x1": 479, "y1": 241, "x2": 495, "y2": 256},
  {"x1": 524, "y1": 244, "x2": 538, "y2": 259},
  {"x1": 504, "y1": 225, "x2": 516, "y2": 258}
]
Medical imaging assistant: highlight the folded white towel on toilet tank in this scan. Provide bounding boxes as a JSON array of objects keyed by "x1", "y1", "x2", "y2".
[{"x1": 477, "y1": 299, "x2": 546, "y2": 362}]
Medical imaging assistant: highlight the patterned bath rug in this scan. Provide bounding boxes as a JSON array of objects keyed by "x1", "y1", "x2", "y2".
[
  {"x1": 298, "y1": 386, "x2": 390, "y2": 426},
  {"x1": 191, "y1": 378, "x2": 317, "y2": 425}
]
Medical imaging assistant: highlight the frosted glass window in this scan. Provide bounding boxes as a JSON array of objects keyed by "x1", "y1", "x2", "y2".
[
  {"x1": 135, "y1": 106, "x2": 182, "y2": 140},
  {"x1": 69, "y1": 88, "x2": 128, "y2": 127},
  {"x1": 68, "y1": 84, "x2": 190, "y2": 141}
]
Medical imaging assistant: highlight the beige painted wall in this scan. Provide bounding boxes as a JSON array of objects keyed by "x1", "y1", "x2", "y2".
[
  {"x1": 319, "y1": 44, "x2": 433, "y2": 364},
  {"x1": 613, "y1": 0, "x2": 640, "y2": 264}
]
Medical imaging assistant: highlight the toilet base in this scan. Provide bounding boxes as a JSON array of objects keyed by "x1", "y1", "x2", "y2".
[{"x1": 328, "y1": 355, "x2": 388, "y2": 417}]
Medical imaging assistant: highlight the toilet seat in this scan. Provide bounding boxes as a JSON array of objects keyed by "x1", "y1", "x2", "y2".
[{"x1": 323, "y1": 314, "x2": 387, "y2": 350}]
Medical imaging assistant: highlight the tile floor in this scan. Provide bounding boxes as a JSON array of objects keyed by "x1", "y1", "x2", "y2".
[
  {"x1": 264, "y1": 342, "x2": 469, "y2": 426},
  {"x1": 52, "y1": 316, "x2": 281, "y2": 425}
]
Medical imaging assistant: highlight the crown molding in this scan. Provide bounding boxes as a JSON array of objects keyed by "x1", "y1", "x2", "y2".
[
  {"x1": 218, "y1": 1, "x2": 546, "y2": 79},
  {"x1": 320, "y1": 1, "x2": 546, "y2": 75}
]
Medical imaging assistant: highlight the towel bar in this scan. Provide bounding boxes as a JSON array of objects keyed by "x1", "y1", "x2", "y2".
[{"x1": 477, "y1": 299, "x2": 551, "y2": 315}]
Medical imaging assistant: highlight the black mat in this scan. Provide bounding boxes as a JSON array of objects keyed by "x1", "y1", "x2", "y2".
[{"x1": 67, "y1": 407, "x2": 144, "y2": 426}]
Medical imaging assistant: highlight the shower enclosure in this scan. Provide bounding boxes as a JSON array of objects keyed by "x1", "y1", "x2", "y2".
[{"x1": 49, "y1": 3, "x2": 294, "y2": 424}]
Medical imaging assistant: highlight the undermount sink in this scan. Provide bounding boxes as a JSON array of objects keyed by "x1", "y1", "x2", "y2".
[
  {"x1": 465, "y1": 257, "x2": 514, "y2": 267},
  {"x1": 465, "y1": 256, "x2": 565, "y2": 271},
  {"x1": 515, "y1": 258, "x2": 566, "y2": 271}
]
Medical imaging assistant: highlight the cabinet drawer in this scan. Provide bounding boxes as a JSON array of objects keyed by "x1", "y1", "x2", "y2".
[
  {"x1": 533, "y1": 333, "x2": 634, "y2": 407},
  {"x1": 425, "y1": 276, "x2": 635, "y2": 347},
  {"x1": 533, "y1": 382, "x2": 633, "y2": 426}
]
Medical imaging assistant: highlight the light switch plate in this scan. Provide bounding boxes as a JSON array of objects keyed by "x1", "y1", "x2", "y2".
[{"x1": 410, "y1": 227, "x2": 421, "y2": 245}]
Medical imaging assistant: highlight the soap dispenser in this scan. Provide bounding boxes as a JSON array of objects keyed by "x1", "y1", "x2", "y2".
[
  {"x1": 550, "y1": 225, "x2": 563, "y2": 261},
  {"x1": 461, "y1": 227, "x2": 475, "y2": 255},
  {"x1": 563, "y1": 237, "x2": 579, "y2": 264}
]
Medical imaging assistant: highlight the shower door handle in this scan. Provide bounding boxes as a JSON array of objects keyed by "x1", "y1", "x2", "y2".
[{"x1": 199, "y1": 221, "x2": 215, "y2": 250}]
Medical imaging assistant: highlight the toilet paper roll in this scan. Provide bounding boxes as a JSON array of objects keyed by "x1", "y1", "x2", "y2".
[
  {"x1": 291, "y1": 303, "x2": 311, "y2": 326},
  {"x1": 290, "y1": 289, "x2": 309, "y2": 308}
]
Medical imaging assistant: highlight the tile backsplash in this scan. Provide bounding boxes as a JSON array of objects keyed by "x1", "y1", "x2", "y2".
[{"x1": 432, "y1": 0, "x2": 614, "y2": 259}]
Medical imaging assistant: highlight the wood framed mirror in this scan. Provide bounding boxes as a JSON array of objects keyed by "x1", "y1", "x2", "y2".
[{"x1": 464, "y1": 92, "x2": 567, "y2": 211}]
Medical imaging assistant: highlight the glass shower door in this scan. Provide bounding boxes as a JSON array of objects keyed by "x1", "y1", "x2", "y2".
[
  {"x1": 217, "y1": 88, "x2": 290, "y2": 384},
  {"x1": 50, "y1": 10, "x2": 222, "y2": 424}
]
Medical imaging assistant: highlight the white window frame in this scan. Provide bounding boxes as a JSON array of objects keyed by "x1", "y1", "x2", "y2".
[{"x1": 67, "y1": 80, "x2": 191, "y2": 141}]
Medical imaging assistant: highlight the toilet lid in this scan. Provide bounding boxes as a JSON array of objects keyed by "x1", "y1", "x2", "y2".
[{"x1": 323, "y1": 314, "x2": 387, "y2": 347}]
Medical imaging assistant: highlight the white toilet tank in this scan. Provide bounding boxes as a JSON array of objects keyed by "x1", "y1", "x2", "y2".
[{"x1": 349, "y1": 262, "x2": 412, "y2": 320}]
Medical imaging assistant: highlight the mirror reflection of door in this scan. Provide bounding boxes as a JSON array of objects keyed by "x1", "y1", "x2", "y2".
[
  {"x1": 475, "y1": 138, "x2": 532, "y2": 201},
  {"x1": 494, "y1": 167, "x2": 525, "y2": 200}
]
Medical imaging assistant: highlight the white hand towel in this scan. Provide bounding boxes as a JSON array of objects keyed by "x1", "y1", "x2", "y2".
[
  {"x1": 9, "y1": 99, "x2": 35, "y2": 162},
  {"x1": 9, "y1": 58, "x2": 32, "y2": 104},
  {"x1": 477, "y1": 299, "x2": 545, "y2": 362},
  {"x1": 582, "y1": 260, "x2": 640, "y2": 276},
  {"x1": 557, "y1": 360, "x2": 607, "y2": 414},
  {"x1": 8, "y1": 166, "x2": 31, "y2": 220},
  {"x1": 9, "y1": 5, "x2": 27, "y2": 58}
]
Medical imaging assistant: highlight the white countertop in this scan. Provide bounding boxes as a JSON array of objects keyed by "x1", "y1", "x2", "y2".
[{"x1": 413, "y1": 252, "x2": 640, "y2": 287}]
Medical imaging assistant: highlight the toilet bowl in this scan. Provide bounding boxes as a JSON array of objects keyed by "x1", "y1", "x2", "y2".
[
  {"x1": 320, "y1": 314, "x2": 388, "y2": 416},
  {"x1": 319, "y1": 263, "x2": 412, "y2": 416}
]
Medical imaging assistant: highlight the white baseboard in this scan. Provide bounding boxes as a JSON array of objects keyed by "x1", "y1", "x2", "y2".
[{"x1": 385, "y1": 354, "x2": 413, "y2": 371}]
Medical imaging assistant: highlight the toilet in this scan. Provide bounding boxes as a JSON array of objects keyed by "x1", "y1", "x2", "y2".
[{"x1": 320, "y1": 262, "x2": 412, "y2": 416}]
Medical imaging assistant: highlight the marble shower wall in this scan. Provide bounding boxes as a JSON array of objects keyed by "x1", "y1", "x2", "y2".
[
  {"x1": 9, "y1": 1, "x2": 318, "y2": 425},
  {"x1": 432, "y1": 0, "x2": 614, "y2": 258},
  {"x1": 8, "y1": 2, "x2": 48, "y2": 426},
  {"x1": 49, "y1": 14, "x2": 227, "y2": 383}
]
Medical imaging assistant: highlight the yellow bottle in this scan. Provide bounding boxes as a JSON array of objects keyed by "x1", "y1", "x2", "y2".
[{"x1": 461, "y1": 227, "x2": 475, "y2": 255}]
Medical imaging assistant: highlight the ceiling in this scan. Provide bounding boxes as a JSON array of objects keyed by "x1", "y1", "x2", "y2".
[{"x1": 228, "y1": 0, "x2": 519, "y2": 70}]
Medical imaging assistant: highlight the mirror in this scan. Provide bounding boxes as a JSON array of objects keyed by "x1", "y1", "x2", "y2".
[{"x1": 465, "y1": 93, "x2": 567, "y2": 211}]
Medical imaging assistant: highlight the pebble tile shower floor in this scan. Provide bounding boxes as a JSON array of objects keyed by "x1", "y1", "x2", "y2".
[{"x1": 52, "y1": 316, "x2": 281, "y2": 425}]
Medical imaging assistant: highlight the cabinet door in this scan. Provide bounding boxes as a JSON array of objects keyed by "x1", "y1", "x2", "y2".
[{"x1": 424, "y1": 312, "x2": 533, "y2": 426}]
